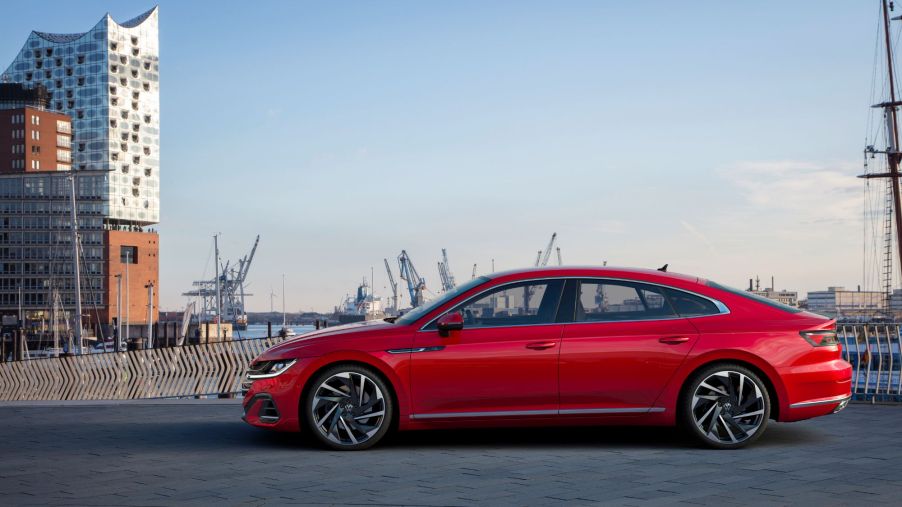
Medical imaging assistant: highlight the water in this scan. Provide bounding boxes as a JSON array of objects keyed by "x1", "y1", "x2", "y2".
[{"x1": 234, "y1": 323, "x2": 316, "y2": 340}]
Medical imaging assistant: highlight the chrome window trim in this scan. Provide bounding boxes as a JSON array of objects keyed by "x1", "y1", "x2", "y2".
[
  {"x1": 789, "y1": 394, "x2": 852, "y2": 409},
  {"x1": 410, "y1": 407, "x2": 665, "y2": 419},
  {"x1": 418, "y1": 276, "x2": 730, "y2": 332}
]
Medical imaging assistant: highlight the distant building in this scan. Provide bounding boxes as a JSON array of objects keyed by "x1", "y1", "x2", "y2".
[
  {"x1": 0, "y1": 84, "x2": 72, "y2": 174},
  {"x1": 806, "y1": 287, "x2": 885, "y2": 319},
  {"x1": 750, "y1": 287, "x2": 799, "y2": 308}
]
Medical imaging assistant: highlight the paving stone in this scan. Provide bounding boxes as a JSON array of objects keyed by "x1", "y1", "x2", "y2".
[{"x1": 0, "y1": 403, "x2": 900, "y2": 505}]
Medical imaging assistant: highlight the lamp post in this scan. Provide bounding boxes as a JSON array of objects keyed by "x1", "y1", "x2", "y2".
[
  {"x1": 145, "y1": 281, "x2": 154, "y2": 349},
  {"x1": 114, "y1": 274, "x2": 122, "y2": 351}
]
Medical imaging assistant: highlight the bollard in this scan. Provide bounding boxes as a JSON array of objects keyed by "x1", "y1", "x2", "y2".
[
  {"x1": 267, "y1": 321, "x2": 272, "y2": 339},
  {"x1": 315, "y1": 319, "x2": 320, "y2": 330},
  {"x1": 204, "y1": 322, "x2": 210, "y2": 343},
  {"x1": 13, "y1": 329, "x2": 23, "y2": 361}
]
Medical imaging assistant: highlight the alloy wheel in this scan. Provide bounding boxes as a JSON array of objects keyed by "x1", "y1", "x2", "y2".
[
  {"x1": 690, "y1": 370, "x2": 766, "y2": 445},
  {"x1": 310, "y1": 371, "x2": 386, "y2": 446}
]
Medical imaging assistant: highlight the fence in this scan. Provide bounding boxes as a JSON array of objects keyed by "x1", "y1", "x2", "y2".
[
  {"x1": 0, "y1": 336, "x2": 286, "y2": 401},
  {"x1": 839, "y1": 324, "x2": 902, "y2": 403},
  {"x1": 0, "y1": 325, "x2": 899, "y2": 403}
]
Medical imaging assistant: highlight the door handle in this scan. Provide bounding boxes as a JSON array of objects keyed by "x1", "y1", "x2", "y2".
[
  {"x1": 526, "y1": 341, "x2": 557, "y2": 350},
  {"x1": 659, "y1": 336, "x2": 691, "y2": 344}
]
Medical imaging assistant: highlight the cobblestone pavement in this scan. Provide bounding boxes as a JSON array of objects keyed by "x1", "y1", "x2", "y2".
[{"x1": 0, "y1": 401, "x2": 900, "y2": 506}]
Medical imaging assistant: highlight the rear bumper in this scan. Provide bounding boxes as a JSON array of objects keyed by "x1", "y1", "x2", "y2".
[{"x1": 780, "y1": 358, "x2": 852, "y2": 422}]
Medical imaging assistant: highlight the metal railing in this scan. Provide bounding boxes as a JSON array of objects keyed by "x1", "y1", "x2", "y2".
[
  {"x1": 1, "y1": 325, "x2": 899, "y2": 403},
  {"x1": 839, "y1": 324, "x2": 902, "y2": 403},
  {"x1": 0, "y1": 336, "x2": 287, "y2": 401}
]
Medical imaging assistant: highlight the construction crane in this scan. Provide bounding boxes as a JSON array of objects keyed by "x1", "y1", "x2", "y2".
[
  {"x1": 384, "y1": 258, "x2": 399, "y2": 314},
  {"x1": 398, "y1": 250, "x2": 426, "y2": 308},
  {"x1": 535, "y1": 233, "x2": 557, "y2": 267},
  {"x1": 437, "y1": 248, "x2": 456, "y2": 292},
  {"x1": 182, "y1": 235, "x2": 260, "y2": 328}
]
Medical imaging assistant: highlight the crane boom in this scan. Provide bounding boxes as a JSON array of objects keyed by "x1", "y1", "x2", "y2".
[
  {"x1": 398, "y1": 250, "x2": 426, "y2": 307},
  {"x1": 384, "y1": 258, "x2": 398, "y2": 313},
  {"x1": 437, "y1": 248, "x2": 456, "y2": 292},
  {"x1": 539, "y1": 233, "x2": 557, "y2": 267}
]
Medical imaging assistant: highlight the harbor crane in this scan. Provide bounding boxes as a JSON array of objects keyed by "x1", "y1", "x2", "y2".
[
  {"x1": 398, "y1": 250, "x2": 427, "y2": 308},
  {"x1": 471, "y1": 263, "x2": 478, "y2": 280},
  {"x1": 535, "y1": 233, "x2": 557, "y2": 267},
  {"x1": 384, "y1": 258, "x2": 399, "y2": 314},
  {"x1": 556, "y1": 246, "x2": 562, "y2": 266},
  {"x1": 183, "y1": 235, "x2": 260, "y2": 328},
  {"x1": 437, "y1": 248, "x2": 457, "y2": 292},
  {"x1": 527, "y1": 233, "x2": 557, "y2": 309}
]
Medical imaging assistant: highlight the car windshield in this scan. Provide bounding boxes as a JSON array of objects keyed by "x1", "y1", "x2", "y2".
[
  {"x1": 707, "y1": 280, "x2": 803, "y2": 314},
  {"x1": 395, "y1": 276, "x2": 491, "y2": 326}
]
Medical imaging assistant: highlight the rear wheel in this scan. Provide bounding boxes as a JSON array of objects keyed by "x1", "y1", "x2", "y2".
[
  {"x1": 303, "y1": 364, "x2": 393, "y2": 451},
  {"x1": 680, "y1": 364, "x2": 770, "y2": 449}
]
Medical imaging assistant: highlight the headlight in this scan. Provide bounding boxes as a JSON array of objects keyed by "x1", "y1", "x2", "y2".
[{"x1": 247, "y1": 359, "x2": 297, "y2": 379}]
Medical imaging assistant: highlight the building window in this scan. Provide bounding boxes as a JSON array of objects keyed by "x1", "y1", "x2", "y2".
[
  {"x1": 120, "y1": 246, "x2": 138, "y2": 264},
  {"x1": 31, "y1": 130, "x2": 39, "y2": 140},
  {"x1": 76, "y1": 55, "x2": 85, "y2": 64},
  {"x1": 57, "y1": 150, "x2": 71, "y2": 163}
]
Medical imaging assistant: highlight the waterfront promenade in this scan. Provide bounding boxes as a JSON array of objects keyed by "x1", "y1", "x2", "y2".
[{"x1": 0, "y1": 402, "x2": 900, "y2": 505}]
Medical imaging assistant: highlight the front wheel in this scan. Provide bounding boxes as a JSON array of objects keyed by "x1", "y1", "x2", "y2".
[
  {"x1": 303, "y1": 364, "x2": 393, "y2": 451},
  {"x1": 680, "y1": 364, "x2": 771, "y2": 449}
]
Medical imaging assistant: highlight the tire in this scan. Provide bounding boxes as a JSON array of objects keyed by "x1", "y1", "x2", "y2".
[
  {"x1": 303, "y1": 364, "x2": 394, "y2": 451},
  {"x1": 679, "y1": 363, "x2": 771, "y2": 449}
]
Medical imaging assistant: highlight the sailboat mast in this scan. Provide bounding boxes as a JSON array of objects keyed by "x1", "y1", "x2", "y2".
[
  {"x1": 882, "y1": 0, "x2": 902, "y2": 303},
  {"x1": 282, "y1": 274, "x2": 286, "y2": 327},
  {"x1": 68, "y1": 174, "x2": 83, "y2": 353},
  {"x1": 214, "y1": 234, "x2": 222, "y2": 341}
]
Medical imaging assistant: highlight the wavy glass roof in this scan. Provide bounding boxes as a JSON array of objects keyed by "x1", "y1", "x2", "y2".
[{"x1": 31, "y1": 6, "x2": 158, "y2": 43}]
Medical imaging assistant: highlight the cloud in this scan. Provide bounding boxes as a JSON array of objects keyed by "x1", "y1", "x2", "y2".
[
  {"x1": 679, "y1": 220, "x2": 718, "y2": 254},
  {"x1": 721, "y1": 160, "x2": 860, "y2": 224}
]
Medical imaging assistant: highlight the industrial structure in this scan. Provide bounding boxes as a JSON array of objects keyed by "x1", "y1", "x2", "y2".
[
  {"x1": 182, "y1": 235, "x2": 259, "y2": 332},
  {"x1": 397, "y1": 250, "x2": 426, "y2": 308}
]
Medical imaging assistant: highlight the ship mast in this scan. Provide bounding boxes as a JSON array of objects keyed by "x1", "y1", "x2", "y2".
[{"x1": 861, "y1": 0, "x2": 902, "y2": 312}]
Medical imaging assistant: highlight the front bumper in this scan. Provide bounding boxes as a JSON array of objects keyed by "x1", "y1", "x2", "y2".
[{"x1": 241, "y1": 359, "x2": 307, "y2": 432}]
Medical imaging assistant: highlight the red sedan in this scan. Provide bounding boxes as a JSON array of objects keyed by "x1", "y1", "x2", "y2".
[{"x1": 242, "y1": 267, "x2": 852, "y2": 450}]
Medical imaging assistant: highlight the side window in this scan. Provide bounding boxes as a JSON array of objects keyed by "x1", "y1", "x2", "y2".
[
  {"x1": 575, "y1": 281, "x2": 675, "y2": 322},
  {"x1": 663, "y1": 288, "x2": 720, "y2": 317},
  {"x1": 440, "y1": 280, "x2": 564, "y2": 328}
]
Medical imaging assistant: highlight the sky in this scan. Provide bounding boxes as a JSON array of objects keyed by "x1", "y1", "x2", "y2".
[{"x1": 0, "y1": 1, "x2": 888, "y2": 312}]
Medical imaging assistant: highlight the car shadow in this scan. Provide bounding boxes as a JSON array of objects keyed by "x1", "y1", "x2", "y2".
[{"x1": 245, "y1": 420, "x2": 829, "y2": 452}]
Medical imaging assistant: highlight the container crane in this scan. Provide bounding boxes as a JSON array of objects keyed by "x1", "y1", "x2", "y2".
[
  {"x1": 398, "y1": 250, "x2": 426, "y2": 307},
  {"x1": 437, "y1": 248, "x2": 456, "y2": 292},
  {"x1": 384, "y1": 258, "x2": 399, "y2": 314}
]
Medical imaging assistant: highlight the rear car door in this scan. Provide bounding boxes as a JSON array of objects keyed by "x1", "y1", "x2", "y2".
[
  {"x1": 410, "y1": 279, "x2": 565, "y2": 419},
  {"x1": 558, "y1": 279, "x2": 704, "y2": 413}
]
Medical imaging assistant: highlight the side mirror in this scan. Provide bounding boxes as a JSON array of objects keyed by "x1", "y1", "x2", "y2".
[{"x1": 436, "y1": 311, "x2": 464, "y2": 337}]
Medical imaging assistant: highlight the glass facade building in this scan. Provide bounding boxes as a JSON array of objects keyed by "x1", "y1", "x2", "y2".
[
  {"x1": 1, "y1": 7, "x2": 160, "y2": 224},
  {"x1": 0, "y1": 8, "x2": 160, "y2": 336}
]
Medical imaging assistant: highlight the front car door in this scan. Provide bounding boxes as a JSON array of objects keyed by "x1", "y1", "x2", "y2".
[
  {"x1": 558, "y1": 279, "x2": 717, "y2": 414},
  {"x1": 410, "y1": 279, "x2": 565, "y2": 419}
]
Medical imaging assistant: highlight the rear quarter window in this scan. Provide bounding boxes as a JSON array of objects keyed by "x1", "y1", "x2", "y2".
[{"x1": 706, "y1": 281, "x2": 802, "y2": 314}]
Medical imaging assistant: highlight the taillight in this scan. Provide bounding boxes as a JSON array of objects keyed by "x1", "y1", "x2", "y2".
[{"x1": 800, "y1": 330, "x2": 839, "y2": 347}]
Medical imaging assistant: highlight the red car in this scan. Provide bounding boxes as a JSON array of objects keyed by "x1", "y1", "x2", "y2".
[{"x1": 242, "y1": 267, "x2": 852, "y2": 450}]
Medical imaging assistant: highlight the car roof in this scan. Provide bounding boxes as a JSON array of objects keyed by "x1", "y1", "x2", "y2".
[{"x1": 486, "y1": 266, "x2": 705, "y2": 286}]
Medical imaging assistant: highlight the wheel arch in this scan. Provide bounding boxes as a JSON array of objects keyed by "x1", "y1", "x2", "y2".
[{"x1": 675, "y1": 356, "x2": 783, "y2": 421}]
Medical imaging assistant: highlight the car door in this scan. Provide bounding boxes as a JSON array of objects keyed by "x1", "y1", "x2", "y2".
[
  {"x1": 410, "y1": 279, "x2": 565, "y2": 419},
  {"x1": 558, "y1": 279, "x2": 700, "y2": 413}
]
